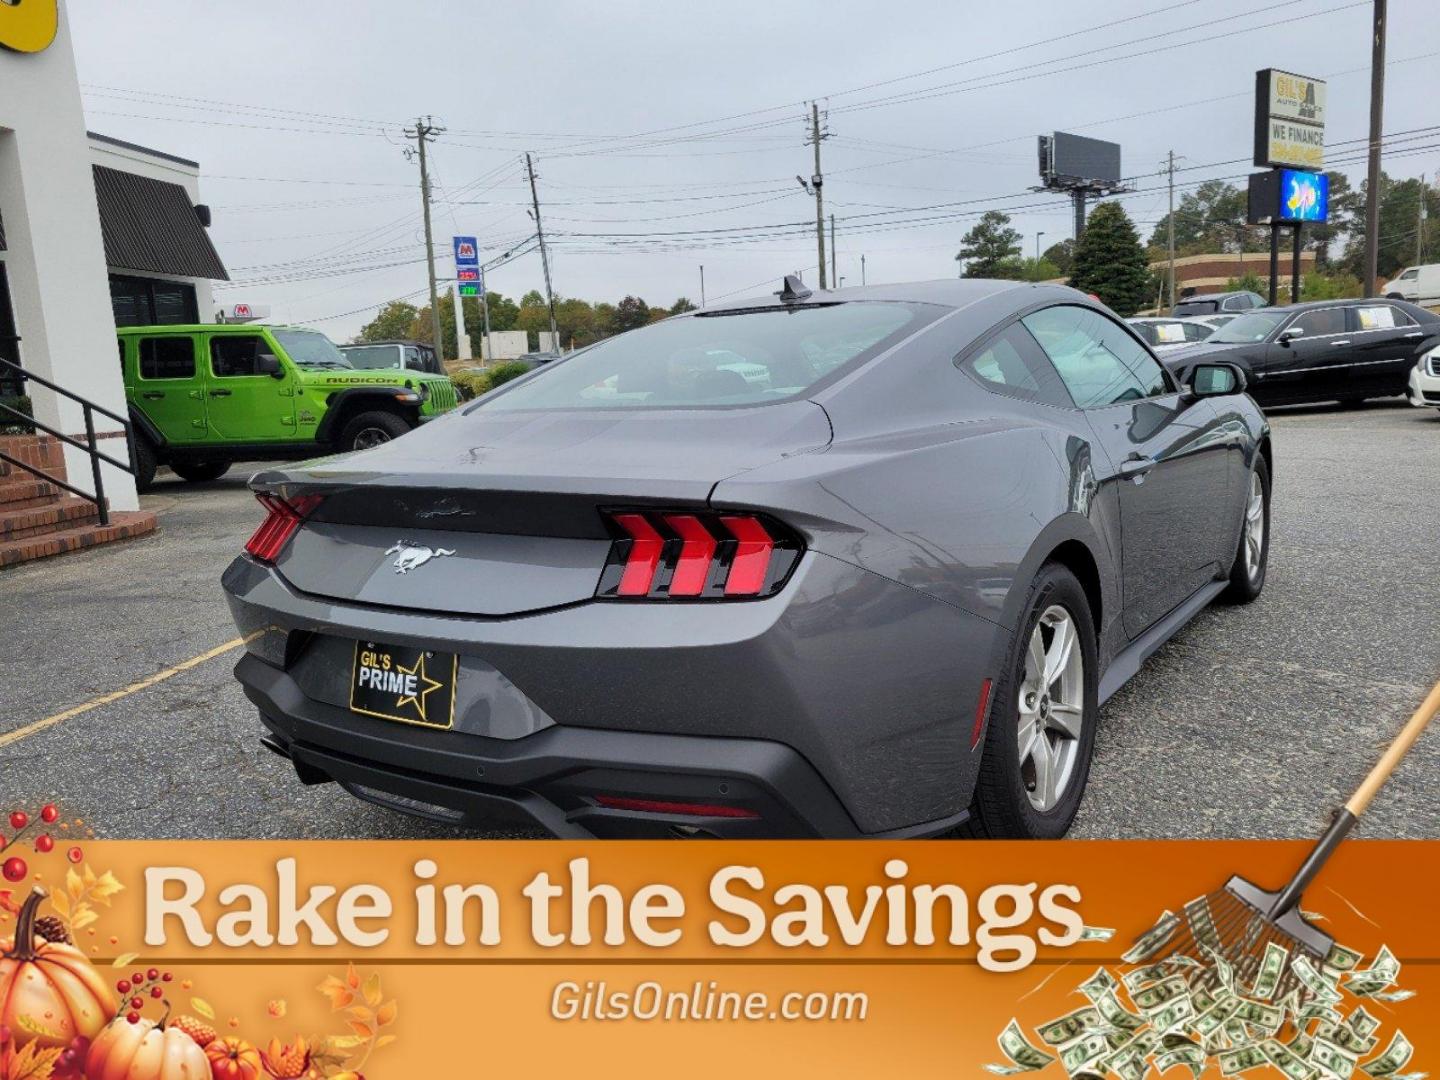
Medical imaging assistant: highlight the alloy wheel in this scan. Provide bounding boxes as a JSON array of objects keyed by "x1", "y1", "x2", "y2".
[
  {"x1": 1243, "y1": 470, "x2": 1265, "y2": 582},
  {"x1": 353, "y1": 427, "x2": 393, "y2": 450},
  {"x1": 1017, "y1": 605, "x2": 1085, "y2": 813}
]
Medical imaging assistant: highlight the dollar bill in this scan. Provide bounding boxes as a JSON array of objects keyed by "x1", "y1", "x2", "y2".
[
  {"x1": 1325, "y1": 943, "x2": 1364, "y2": 973},
  {"x1": 1319, "y1": 1021, "x2": 1379, "y2": 1058},
  {"x1": 1313, "y1": 1037, "x2": 1360, "y2": 1080},
  {"x1": 1289, "y1": 1032, "x2": 1315, "y2": 1059},
  {"x1": 1123, "y1": 963, "x2": 1171, "y2": 992},
  {"x1": 1361, "y1": 1032, "x2": 1413, "y2": 1078},
  {"x1": 1293, "y1": 955, "x2": 1344, "y2": 1005},
  {"x1": 1037, "y1": 1006, "x2": 1104, "y2": 1047},
  {"x1": 1263, "y1": 1038, "x2": 1320, "y2": 1080},
  {"x1": 1079, "y1": 925, "x2": 1116, "y2": 942},
  {"x1": 1185, "y1": 896, "x2": 1222, "y2": 952},
  {"x1": 1349, "y1": 1007, "x2": 1382, "y2": 1039},
  {"x1": 1193, "y1": 997, "x2": 1242, "y2": 1039},
  {"x1": 1078, "y1": 967, "x2": 1119, "y2": 1003},
  {"x1": 1366, "y1": 989, "x2": 1415, "y2": 1004},
  {"x1": 1060, "y1": 1033, "x2": 1111, "y2": 1076},
  {"x1": 1123, "y1": 911, "x2": 1180, "y2": 965},
  {"x1": 1345, "y1": 946, "x2": 1400, "y2": 995},
  {"x1": 1094, "y1": 990, "x2": 1146, "y2": 1033},
  {"x1": 1156, "y1": 1044, "x2": 1206, "y2": 1079},
  {"x1": 1219, "y1": 1044, "x2": 1269, "y2": 1075},
  {"x1": 1150, "y1": 994, "x2": 1196, "y2": 1034},
  {"x1": 1233, "y1": 999, "x2": 1284, "y2": 1034},
  {"x1": 1132, "y1": 974, "x2": 1189, "y2": 1014},
  {"x1": 988, "y1": 1019, "x2": 1057, "y2": 1075},
  {"x1": 1251, "y1": 941, "x2": 1290, "y2": 1001},
  {"x1": 1202, "y1": 944, "x2": 1237, "y2": 993}
]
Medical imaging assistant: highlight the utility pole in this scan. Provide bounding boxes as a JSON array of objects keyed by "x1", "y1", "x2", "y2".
[
  {"x1": 1363, "y1": 0, "x2": 1387, "y2": 296},
  {"x1": 1164, "y1": 150, "x2": 1178, "y2": 312},
  {"x1": 525, "y1": 152, "x2": 558, "y2": 349},
  {"x1": 699, "y1": 264, "x2": 706, "y2": 306},
  {"x1": 480, "y1": 268, "x2": 493, "y2": 363},
  {"x1": 861, "y1": 254, "x2": 866, "y2": 285},
  {"x1": 404, "y1": 116, "x2": 446, "y2": 359},
  {"x1": 1035, "y1": 231, "x2": 1045, "y2": 264},
  {"x1": 1417, "y1": 174, "x2": 1427, "y2": 265},
  {"x1": 797, "y1": 102, "x2": 829, "y2": 289},
  {"x1": 830, "y1": 213, "x2": 837, "y2": 287}
]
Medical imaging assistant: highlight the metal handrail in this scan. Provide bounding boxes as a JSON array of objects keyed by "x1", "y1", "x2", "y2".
[{"x1": 0, "y1": 356, "x2": 136, "y2": 526}]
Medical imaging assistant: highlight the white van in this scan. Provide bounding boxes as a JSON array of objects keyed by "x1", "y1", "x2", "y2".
[{"x1": 1382, "y1": 264, "x2": 1440, "y2": 305}]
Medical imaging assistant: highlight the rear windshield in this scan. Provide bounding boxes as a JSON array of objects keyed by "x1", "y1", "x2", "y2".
[
  {"x1": 1172, "y1": 300, "x2": 1219, "y2": 316},
  {"x1": 477, "y1": 301, "x2": 938, "y2": 410},
  {"x1": 342, "y1": 345, "x2": 402, "y2": 369}
]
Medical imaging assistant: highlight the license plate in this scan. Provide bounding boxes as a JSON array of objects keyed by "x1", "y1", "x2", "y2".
[{"x1": 350, "y1": 641, "x2": 457, "y2": 730}]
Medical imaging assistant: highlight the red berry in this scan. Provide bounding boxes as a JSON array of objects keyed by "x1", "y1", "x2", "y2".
[
  {"x1": 35, "y1": 835, "x2": 54, "y2": 853},
  {"x1": 161, "y1": 972, "x2": 173, "y2": 982},
  {"x1": 66, "y1": 846, "x2": 83, "y2": 864},
  {"x1": 130, "y1": 996, "x2": 143, "y2": 1010},
  {"x1": 1, "y1": 857, "x2": 26, "y2": 882},
  {"x1": 126, "y1": 1012, "x2": 140, "y2": 1025},
  {"x1": 8, "y1": 811, "x2": 27, "y2": 831},
  {"x1": 40, "y1": 805, "x2": 59, "y2": 824},
  {"x1": 147, "y1": 967, "x2": 159, "y2": 981},
  {"x1": 132, "y1": 972, "x2": 144, "y2": 985},
  {"x1": 116, "y1": 980, "x2": 131, "y2": 994},
  {"x1": 150, "y1": 986, "x2": 163, "y2": 999}
]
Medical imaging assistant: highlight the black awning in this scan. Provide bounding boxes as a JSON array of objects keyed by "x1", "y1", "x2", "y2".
[{"x1": 92, "y1": 165, "x2": 228, "y2": 281}]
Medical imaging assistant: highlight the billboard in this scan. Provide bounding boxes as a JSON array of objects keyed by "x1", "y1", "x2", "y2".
[
  {"x1": 1254, "y1": 69, "x2": 1327, "y2": 169},
  {"x1": 1246, "y1": 169, "x2": 1328, "y2": 225},
  {"x1": 1039, "y1": 132, "x2": 1121, "y2": 186}
]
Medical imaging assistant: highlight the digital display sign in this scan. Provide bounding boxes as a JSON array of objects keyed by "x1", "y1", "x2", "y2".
[{"x1": 1278, "y1": 169, "x2": 1328, "y2": 222}]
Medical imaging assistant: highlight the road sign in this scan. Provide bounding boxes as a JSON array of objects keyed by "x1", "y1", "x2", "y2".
[{"x1": 453, "y1": 235, "x2": 478, "y2": 269}]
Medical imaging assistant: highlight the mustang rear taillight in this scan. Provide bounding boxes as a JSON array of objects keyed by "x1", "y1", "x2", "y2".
[
  {"x1": 598, "y1": 510, "x2": 802, "y2": 600},
  {"x1": 244, "y1": 493, "x2": 323, "y2": 563}
]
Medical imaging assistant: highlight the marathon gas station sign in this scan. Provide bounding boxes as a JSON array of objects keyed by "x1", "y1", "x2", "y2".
[
  {"x1": 1254, "y1": 68, "x2": 1327, "y2": 169},
  {"x1": 453, "y1": 235, "x2": 481, "y2": 298}
]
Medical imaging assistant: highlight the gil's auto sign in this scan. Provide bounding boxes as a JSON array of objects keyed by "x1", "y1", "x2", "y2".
[{"x1": 1254, "y1": 68, "x2": 1327, "y2": 169}]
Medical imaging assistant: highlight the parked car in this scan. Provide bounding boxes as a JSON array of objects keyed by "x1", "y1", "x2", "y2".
[
  {"x1": 514, "y1": 351, "x2": 563, "y2": 369},
  {"x1": 1127, "y1": 317, "x2": 1215, "y2": 351},
  {"x1": 1382, "y1": 263, "x2": 1440, "y2": 306},
  {"x1": 1171, "y1": 291, "x2": 1267, "y2": 318},
  {"x1": 120, "y1": 324, "x2": 459, "y2": 491},
  {"x1": 223, "y1": 278, "x2": 1270, "y2": 840},
  {"x1": 1164, "y1": 298, "x2": 1440, "y2": 408},
  {"x1": 1407, "y1": 346, "x2": 1440, "y2": 411},
  {"x1": 338, "y1": 340, "x2": 443, "y2": 375}
]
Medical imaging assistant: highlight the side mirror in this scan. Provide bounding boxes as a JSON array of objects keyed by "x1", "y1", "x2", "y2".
[
  {"x1": 257, "y1": 352, "x2": 283, "y2": 377},
  {"x1": 1186, "y1": 362, "x2": 1247, "y2": 399},
  {"x1": 1278, "y1": 326, "x2": 1304, "y2": 345}
]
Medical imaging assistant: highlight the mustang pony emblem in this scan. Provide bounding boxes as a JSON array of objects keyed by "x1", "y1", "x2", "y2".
[{"x1": 385, "y1": 541, "x2": 456, "y2": 574}]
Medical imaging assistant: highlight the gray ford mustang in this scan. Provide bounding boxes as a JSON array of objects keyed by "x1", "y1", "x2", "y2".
[{"x1": 222, "y1": 277, "x2": 1270, "y2": 839}]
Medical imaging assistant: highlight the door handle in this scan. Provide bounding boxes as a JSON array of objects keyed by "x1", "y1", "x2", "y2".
[
  {"x1": 140, "y1": 391, "x2": 165, "y2": 400},
  {"x1": 1329, "y1": 340, "x2": 1351, "y2": 347},
  {"x1": 208, "y1": 389, "x2": 233, "y2": 397},
  {"x1": 1120, "y1": 453, "x2": 1155, "y2": 479},
  {"x1": 1403, "y1": 331, "x2": 1424, "y2": 339}
]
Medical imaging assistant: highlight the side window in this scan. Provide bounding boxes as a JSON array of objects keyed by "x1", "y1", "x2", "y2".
[
  {"x1": 1182, "y1": 322, "x2": 1210, "y2": 341},
  {"x1": 1022, "y1": 305, "x2": 1169, "y2": 409},
  {"x1": 1400, "y1": 269, "x2": 1419, "y2": 282},
  {"x1": 960, "y1": 322, "x2": 1073, "y2": 408},
  {"x1": 1291, "y1": 308, "x2": 1347, "y2": 336},
  {"x1": 210, "y1": 335, "x2": 270, "y2": 377},
  {"x1": 1222, "y1": 297, "x2": 1244, "y2": 312},
  {"x1": 1354, "y1": 304, "x2": 1411, "y2": 330},
  {"x1": 138, "y1": 337, "x2": 196, "y2": 380},
  {"x1": 403, "y1": 346, "x2": 423, "y2": 371}
]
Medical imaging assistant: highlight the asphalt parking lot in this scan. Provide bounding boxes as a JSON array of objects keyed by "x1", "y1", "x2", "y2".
[{"x1": 1, "y1": 400, "x2": 1437, "y2": 841}]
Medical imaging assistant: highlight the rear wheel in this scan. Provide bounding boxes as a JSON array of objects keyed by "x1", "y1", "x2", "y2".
[
  {"x1": 964, "y1": 563, "x2": 1098, "y2": 839},
  {"x1": 1222, "y1": 456, "x2": 1269, "y2": 604},
  {"x1": 339, "y1": 410, "x2": 410, "y2": 452},
  {"x1": 169, "y1": 459, "x2": 230, "y2": 483},
  {"x1": 131, "y1": 437, "x2": 158, "y2": 493}
]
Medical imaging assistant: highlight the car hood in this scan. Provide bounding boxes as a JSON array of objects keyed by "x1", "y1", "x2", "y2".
[{"x1": 255, "y1": 398, "x2": 834, "y2": 504}]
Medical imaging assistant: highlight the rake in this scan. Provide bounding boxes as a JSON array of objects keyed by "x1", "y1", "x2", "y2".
[{"x1": 1130, "y1": 677, "x2": 1440, "y2": 1004}]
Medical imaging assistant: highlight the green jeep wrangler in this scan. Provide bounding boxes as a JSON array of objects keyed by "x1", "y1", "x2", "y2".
[{"x1": 119, "y1": 324, "x2": 458, "y2": 491}]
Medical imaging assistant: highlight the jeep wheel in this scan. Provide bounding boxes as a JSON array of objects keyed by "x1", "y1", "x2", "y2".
[
  {"x1": 132, "y1": 437, "x2": 158, "y2": 494},
  {"x1": 340, "y1": 410, "x2": 410, "y2": 452},
  {"x1": 170, "y1": 459, "x2": 231, "y2": 483}
]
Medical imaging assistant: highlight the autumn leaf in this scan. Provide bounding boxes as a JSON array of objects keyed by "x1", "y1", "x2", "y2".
[
  {"x1": 375, "y1": 1000, "x2": 397, "y2": 1027},
  {"x1": 317, "y1": 976, "x2": 354, "y2": 1011},
  {"x1": 65, "y1": 869, "x2": 83, "y2": 902},
  {"x1": 14, "y1": 1014, "x2": 64, "y2": 1041},
  {"x1": 82, "y1": 864, "x2": 96, "y2": 889},
  {"x1": 43, "y1": 892, "x2": 65, "y2": 919},
  {"x1": 361, "y1": 972, "x2": 382, "y2": 1008},
  {"x1": 191, "y1": 998, "x2": 216, "y2": 1020},
  {"x1": 344, "y1": 963, "x2": 360, "y2": 990},
  {"x1": 322, "y1": 1035, "x2": 366, "y2": 1053},
  {"x1": 70, "y1": 907, "x2": 98, "y2": 932},
  {"x1": 4, "y1": 1040, "x2": 63, "y2": 1080},
  {"x1": 111, "y1": 952, "x2": 138, "y2": 968},
  {"x1": 346, "y1": 1021, "x2": 373, "y2": 1041},
  {"x1": 374, "y1": 1034, "x2": 398, "y2": 1050},
  {"x1": 90, "y1": 870, "x2": 124, "y2": 905}
]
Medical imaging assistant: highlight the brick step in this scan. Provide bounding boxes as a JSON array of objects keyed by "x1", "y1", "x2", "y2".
[
  {"x1": 0, "y1": 477, "x2": 63, "y2": 510},
  {"x1": 0, "y1": 510, "x2": 158, "y2": 569},
  {"x1": 0, "y1": 495, "x2": 102, "y2": 542}
]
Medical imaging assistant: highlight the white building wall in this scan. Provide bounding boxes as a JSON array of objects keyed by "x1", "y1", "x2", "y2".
[{"x1": 0, "y1": 0, "x2": 138, "y2": 510}]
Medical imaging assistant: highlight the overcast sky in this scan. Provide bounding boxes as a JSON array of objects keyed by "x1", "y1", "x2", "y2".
[{"x1": 69, "y1": 0, "x2": 1438, "y2": 342}]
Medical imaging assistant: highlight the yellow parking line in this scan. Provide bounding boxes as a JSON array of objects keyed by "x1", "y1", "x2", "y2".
[{"x1": 0, "y1": 633, "x2": 258, "y2": 750}]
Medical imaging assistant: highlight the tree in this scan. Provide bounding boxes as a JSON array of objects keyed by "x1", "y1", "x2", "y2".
[
  {"x1": 610, "y1": 295, "x2": 651, "y2": 334},
  {"x1": 1042, "y1": 239, "x2": 1075, "y2": 274},
  {"x1": 955, "y1": 211, "x2": 1022, "y2": 278},
  {"x1": 355, "y1": 300, "x2": 418, "y2": 343},
  {"x1": 670, "y1": 297, "x2": 697, "y2": 314},
  {"x1": 479, "y1": 291, "x2": 519, "y2": 333},
  {"x1": 991, "y1": 256, "x2": 1062, "y2": 282},
  {"x1": 1069, "y1": 202, "x2": 1151, "y2": 316},
  {"x1": 1337, "y1": 173, "x2": 1440, "y2": 280},
  {"x1": 1148, "y1": 180, "x2": 1264, "y2": 255}
]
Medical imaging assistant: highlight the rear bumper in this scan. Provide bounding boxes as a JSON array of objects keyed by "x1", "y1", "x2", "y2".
[{"x1": 222, "y1": 550, "x2": 1001, "y2": 837}]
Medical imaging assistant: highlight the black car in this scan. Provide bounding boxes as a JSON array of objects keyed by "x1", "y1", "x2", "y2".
[
  {"x1": 1172, "y1": 291, "x2": 1266, "y2": 318},
  {"x1": 1166, "y1": 298, "x2": 1440, "y2": 408}
]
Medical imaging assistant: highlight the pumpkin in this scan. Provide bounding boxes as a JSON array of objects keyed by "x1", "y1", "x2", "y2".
[
  {"x1": 206, "y1": 1036, "x2": 263, "y2": 1080},
  {"x1": 86, "y1": 1014, "x2": 210, "y2": 1080},
  {"x1": 0, "y1": 887, "x2": 115, "y2": 1049}
]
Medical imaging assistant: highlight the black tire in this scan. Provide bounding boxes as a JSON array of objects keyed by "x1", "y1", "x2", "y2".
[
  {"x1": 1221, "y1": 454, "x2": 1270, "y2": 604},
  {"x1": 169, "y1": 459, "x2": 231, "y2": 483},
  {"x1": 339, "y1": 410, "x2": 410, "y2": 452},
  {"x1": 132, "y1": 437, "x2": 158, "y2": 494},
  {"x1": 963, "y1": 563, "x2": 1099, "y2": 839}
]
